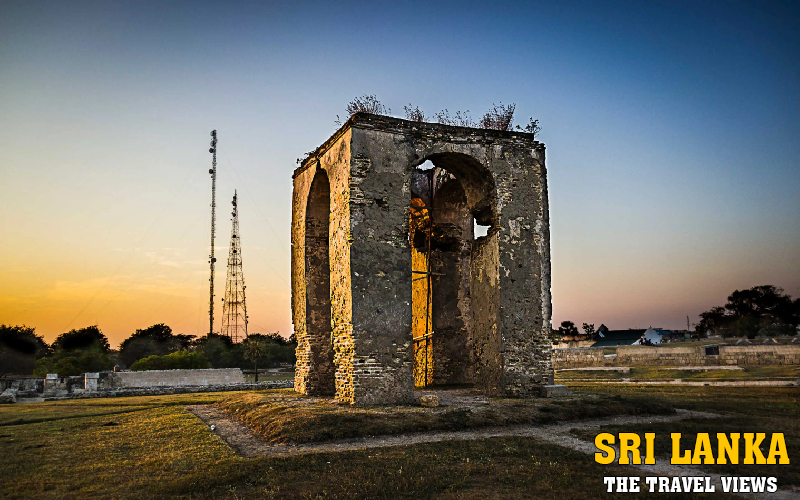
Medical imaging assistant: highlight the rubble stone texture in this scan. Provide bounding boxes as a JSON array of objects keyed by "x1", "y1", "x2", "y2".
[
  {"x1": 553, "y1": 344, "x2": 800, "y2": 369},
  {"x1": 419, "y1": 394, "x2": 440, "y2": 407},
  {"x1": 292, "y1": 113, "x2": 553, "y2": 405}
]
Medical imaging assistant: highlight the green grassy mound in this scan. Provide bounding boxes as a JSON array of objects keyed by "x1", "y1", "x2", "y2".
[{"x1": 216, "y1": 391, "x2": 675, "y2": 444}]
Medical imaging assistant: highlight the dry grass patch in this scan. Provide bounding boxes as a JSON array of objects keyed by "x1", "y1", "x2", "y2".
[{"x1": 0, "y1": 388, "x2": 758, "y2": 499}]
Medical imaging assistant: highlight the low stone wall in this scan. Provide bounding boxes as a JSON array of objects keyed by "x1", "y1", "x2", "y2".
[
  {"x1": 46, "y1": 380, "x2": 293, "y2": 400},
  {"x1": 3, "y1": 369, "x2": 290, "y2": 403},
  {"x1": 718, "y1": 345, "x2": 800, "y2": 366},
  {"x1": 553, "y1": 344, "x2": 800, "y2": 369},
  {"x1": 0, "y1": 378, "x2": 43, "y2": 394},
  {"x1": 97, "y1": 368, "x2": 245, "y2": 389},
  {"x1": 551, "y1": 348, "x2": 607, "y2": 369},
  {"x1": 43, "y1": 375, "x2": 85, "y2": 397},
  {"x1": 615, "y1": 346, "x2": 706, "y2": 366}
]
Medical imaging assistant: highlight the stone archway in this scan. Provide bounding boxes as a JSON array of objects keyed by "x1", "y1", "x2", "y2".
[
  {"x1": 409, "y1": 153, "x2": 502, "y2": 394},
  {"x1": 298, "y1": 168, "x2": 335, "y2": 395}
]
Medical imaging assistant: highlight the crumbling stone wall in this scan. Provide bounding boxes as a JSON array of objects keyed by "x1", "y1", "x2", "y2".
[
  {"x1": 98, "y1": 368, "x2": 244, "y2": 389},
  {"x1": 292, "y1": 113, "x2": 552, "y2": 404},
  {"x1": 552, "y1": 345, "x2": 800, "y2": 369}
]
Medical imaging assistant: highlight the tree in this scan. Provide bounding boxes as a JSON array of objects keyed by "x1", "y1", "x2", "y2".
[
  {"x1": 695, "y1": 285, "x2": 799, "y2": 338},
  {"x1": 34, "y1": 326, "x2": 113, "y2": 377},
  {"x1": 119, "y1": 324, "x2": 195, "y2": 367},
  {"x1": 194, "y1": 333, "x2": 243, "y2": 369},
  {"x1": 558, "y1": 321, "x2": 579, "y2": 338},
  {"x1": 725, "y1": 285, "x2": 795, "y2": 322},
  {"x1": 52, "y1": 326, "x2": 110, "y2": 352},
  {"x1": 696, "y1": 306, "x2": 728, "y2": 334},
  {"x1": 0, "y1": 325, "x2": 50, "y2": 376},
  {"x1": 243, "y1": 335, "x2": 271, "y2": 382},
  {"x1": 581, "y1": 323, "x2": 595, "y2": 337},
  {"x1": 129, "y1": 351, "x2": 210, "y2": 371}
]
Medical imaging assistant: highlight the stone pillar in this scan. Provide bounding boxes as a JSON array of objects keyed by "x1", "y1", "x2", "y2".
[
  {"x1": 44, "y1": 374, "x2": 58, "y2": 396},
  {"x1": 85, "y1": 373, "x2": 99, "y2": 392}
]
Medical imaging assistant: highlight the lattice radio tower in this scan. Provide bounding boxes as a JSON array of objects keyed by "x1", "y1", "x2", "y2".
[
  {"x1": 221, "y1": 191, "x2": 248, "y2": 342},
  {"x1": 207, "y1": 130, "x2": 218, "y2": 336}
]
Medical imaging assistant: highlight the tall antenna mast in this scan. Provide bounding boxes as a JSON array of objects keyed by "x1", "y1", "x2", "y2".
[
  {"x1": 208, "y1": 130, "x2": 218, "y2": 336},
  {"x1": 221, "y1": 191, "x2": 248, "y2": 342}
]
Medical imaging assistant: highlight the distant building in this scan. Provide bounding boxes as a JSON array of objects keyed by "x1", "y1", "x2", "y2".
[
  {"x1": 642, "y1": 327, "x2": 674, "y2": 345},
  {"x1": 591, "y1": 324, "x2": 646, "y2": 347}
]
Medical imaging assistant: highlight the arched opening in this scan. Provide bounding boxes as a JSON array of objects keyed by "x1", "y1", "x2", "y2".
[
  {"x1": 304, "y1": 168, "x2": 335, "y2": 395},
  {"x1": 410, "y1": 155, "x2": 501, "y2": 392}
]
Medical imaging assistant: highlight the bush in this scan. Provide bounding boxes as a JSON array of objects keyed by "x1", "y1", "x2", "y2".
[
  {"x1": 33, "y1": 325, "x2": 114, "y2": 377},
  {"x1": 119, "y1": 324, "x2": 196, "y2": 367},
  {"x1": 33, "y1": 347, "x2": 114, "y2": 377},
  {"x1": 479, "y1": 102, "x2": 515, "y2": 131},
  {"x1": 129, "y1": 351, "x2": 210, "y2": 371}
]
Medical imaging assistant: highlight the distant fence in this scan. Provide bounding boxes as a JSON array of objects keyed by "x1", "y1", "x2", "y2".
[{"x1": 553, "y1": 344, "x2": 800, "y2": 369}]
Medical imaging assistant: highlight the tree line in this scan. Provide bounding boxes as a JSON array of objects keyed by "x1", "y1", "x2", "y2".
[
  {"x1": 0, "y1": 323, "x2": 296, "y2": 377},
  {"x1": 695, "y1": 285, "x2": 799, "y2": 338},
  {"x1": 549, "y1": 321, "x2": 595, "y2": 342},
  {"x1": 549, "y1": 285, "x2": 799, "y2": 342}
]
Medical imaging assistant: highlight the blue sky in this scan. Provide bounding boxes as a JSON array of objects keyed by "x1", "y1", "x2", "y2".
[{"x1": 1, "y1": 0, "x2": 798, "y2": 344}]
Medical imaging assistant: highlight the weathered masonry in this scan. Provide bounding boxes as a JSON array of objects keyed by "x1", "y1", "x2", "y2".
[{"x1": 292, "y1": 113, "x2": 552, "y2": 405}]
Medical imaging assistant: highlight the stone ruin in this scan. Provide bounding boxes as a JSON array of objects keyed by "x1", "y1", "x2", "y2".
[{"x1": 292, "y1": 113, "x2": 553, "y2": 405}]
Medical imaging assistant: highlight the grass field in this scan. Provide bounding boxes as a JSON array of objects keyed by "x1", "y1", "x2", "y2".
[
  {"x1": 568, "y1": 384, "x2": 800, "y2": 487},
  {"x1": 1, "y1": 383, "x2": 796, "y2": 499}
]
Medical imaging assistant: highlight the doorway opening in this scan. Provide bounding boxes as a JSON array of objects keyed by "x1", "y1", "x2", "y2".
[
  {"x1": 410, "y1": 155, "x2": 500, "y2": 391},
  {"x1": 304, "y1": 168, "x2": 335, "y2": 395}
]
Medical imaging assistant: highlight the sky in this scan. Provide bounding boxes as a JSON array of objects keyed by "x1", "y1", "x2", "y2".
[{"x1": 1, "y1": 0, "x2": 798, "y2": 347}]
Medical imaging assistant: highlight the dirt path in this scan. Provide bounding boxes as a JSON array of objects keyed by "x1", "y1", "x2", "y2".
[{"x1": 186, "y1": 405, "x2": 799, "y2": 499}]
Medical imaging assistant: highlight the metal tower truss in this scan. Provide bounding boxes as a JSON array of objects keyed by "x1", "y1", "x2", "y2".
[
  {"x1": 220, "y1": 191, "x2": 248, "y2": 342},
  {"x1": 208, "y1": 130, "x2": 217, "y2": 336}
]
